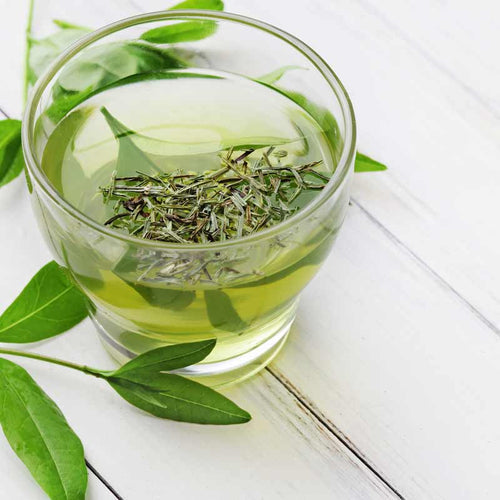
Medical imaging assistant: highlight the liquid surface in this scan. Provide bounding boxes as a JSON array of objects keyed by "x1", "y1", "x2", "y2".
[
  {"x1": 39, "y1": 69, "x2": 341, "y2": 364},
  {"x1": 42, "y1": 69, "x2": 334, "y2": 227}
]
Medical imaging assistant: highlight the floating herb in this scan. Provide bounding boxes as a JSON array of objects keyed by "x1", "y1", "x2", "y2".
[{"x1": 99, "y1": 120, "x2": 329, "y2": 244}]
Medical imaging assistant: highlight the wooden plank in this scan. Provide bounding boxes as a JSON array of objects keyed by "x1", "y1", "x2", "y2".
[
  {"x1": 2, "y1": 0, "x2": 500, "y2": 498},
  {"x1": 0, "y1": 19, "x2": 397, "y2": 486},
  {"x1": 0, "y1": 181, "x2": 397, "y2": 499},
  {"x1": 358, "y1": 0, "x2": 500, "y2": 115},
  {"x1": 228, "y1": 0, "x2": 500, "y2": 329},
  {"x1": 2, "y1": 347, "x2": 396, "y2": 499},
  {"x1": 270, "y1": 202, "x2": 500, "y2": 499}
]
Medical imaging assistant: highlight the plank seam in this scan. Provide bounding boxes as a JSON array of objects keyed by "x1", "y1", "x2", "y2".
[
  {"x1": 265, "y1": 366, "x2": 405, "y2": 499},
  {"x1": 86, "y1": 459, "x2": 125, "y2": 500},
  {"x1": 351, "y1": 197, "x2": 500, "y2": 337},
  {"x1": 0, "y1": 106, "x2": 10, "y2": 119}
]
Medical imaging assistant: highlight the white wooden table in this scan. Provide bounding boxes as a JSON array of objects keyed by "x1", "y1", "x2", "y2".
[{"x1": 1, "y1": 1, "x2": 500, "y2": 498}]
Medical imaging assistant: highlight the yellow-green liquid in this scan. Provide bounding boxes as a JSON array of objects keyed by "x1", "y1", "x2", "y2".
[{"x1": 41, "y1": 70, "x2": 338, "y2": 364}]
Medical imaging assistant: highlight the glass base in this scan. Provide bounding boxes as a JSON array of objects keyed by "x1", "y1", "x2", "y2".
[{"x1": 89, "y1": 307, "x2": 294, "y2": 387}]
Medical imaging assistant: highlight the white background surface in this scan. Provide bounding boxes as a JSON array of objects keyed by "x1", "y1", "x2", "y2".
[{"x1": 1, "y1": 0, "x2": 500, "y2": 498}]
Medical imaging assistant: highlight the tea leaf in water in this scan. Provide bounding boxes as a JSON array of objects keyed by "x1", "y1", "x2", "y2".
[
  {"x1": 0, "y1": 261, "x2": 87, "y2": 343},
  {"x1": 258, "y1": 65, "x2": 305, "y2": 85},
  {"x1": 266, "y1": 83, "x2": 388, "y2": 172},
  {"x1": 133, "y1": 285, "x2": 196, "y2": 310},
  {"x1": 100, "y1": 106, "x2": 162, "y2": 177},
  {"x1": 0, "y1": 119, "x2": 24, "y2": 187},
  {"x1": 108, "y1": 372, "x2": 251, "y2": 424},
  {"x1": 111, "y1": 339, "x2": 216, "y2": 378},
  {"x1": 46, "y1": 69, "x2": 219, "y2": 123},
  {"x1": 0, "y1": 358, "x2": 87, "y2": 500},
  {"x1": 53, "y1": 41, "x2": 186, "y2": 97},
  {"x1": 28, "y1": 23, "x2": 90, "y2": 87},
  {"x1": 100, "y1": 146, "x2": 328, "y2": 243},
  {"x1": 204, "y1": 290, "x2": 249, "y2": 332}
]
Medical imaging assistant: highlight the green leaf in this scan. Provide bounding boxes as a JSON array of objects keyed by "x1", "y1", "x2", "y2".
[
  {"x1": 204, "y1": 290, "x2": 249, "y2": 333},
  {"x1": 100, "y1": 106, "x2": 162, "y2": 176},
  {"x1": 279, "y1": 88, "x2": 344, "y2": 162},
  {"x1": 257, "y1": 65, "x2": 305, "y2": 85},
  {"x1": 0, "y1": 119, "x2": 24, "y2": 187},
  {"x1": 40, "y1": 108, "x2": 92, "y2": 193},
  {"x1": 52, "y1": 19, "x2": 91, "y2": 31},
  {"x1": 354, "y1": 152, "x2": 388, "y2": 172},
  {"x1": 133, "y1": 285, "x2": 196, "y2": 310},
  {"x1": 46, "y1": 68, "x2": 214, "y2": 123},
  {"x1": 235, "y1": 235, "x2": 333, "y2": 289},
  {"x1": 141, "y1": 0, "x2": 223, "y2": 45},
  {"x1": 28, "y1": 26, "x2": 90, "y2": 87},
  {"x1": 108, "y1": 372, "x2": 251, "y2": 424},
  {"x1": 141, "y1": 20, "x2": 218, "y2": 44},
  {"x1": 0, "y1": 358, "x2": 87, "y2": 499},
  {"x1": 53, "y1": 41, "x2": 185, "y2": 96},
  {"x1": 263, "y1": 81, "x2": 388, "y2": 173},
  {"x1": 46, "y1": 42, "x2": 187, "y2": 123},
  {"x1": 0, "y1": 261, "x2": 88, "y2": 343},
  {"x1": 169, "y1": 0, "x2": 224, "y2": 9},
  {"x1": 111, "y1": 339, "x2": 216, "y2": 379}
]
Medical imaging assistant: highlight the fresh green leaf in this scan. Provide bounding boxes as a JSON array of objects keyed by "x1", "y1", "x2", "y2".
[
  {"x1": 204, "y1": 290, "x2": 249, "y2": 333},
  {"x1": 100, "y1": 106, "x2": 162, "y2": 176},
  {"x1": 354, "y1": 152, "x2": 387, "y2": 172},
  {"x1": 141, "y1": 20, "x2": 218, "y2": 44},
  {"x1": 108, "y1": 372, "x2": 251, "y2": 424},
  {"x1": 235, "y1": 235, "x2": 333, "y2": 289},
  {"x1": 169, "y1": 0, "x2": 224, "y2": 10},
  {"x1": 0, "y1": 358, "x2": 87, "y2": 499},
  {"x1": 111, "y1": 339, "x2": 216, "y2": 379},
  {"x1": 0, "y1": 261, "x2": 88, "y2": 343},
  {"x1": 278, "y1": 88, "x2": 344, "y2": 162},
  {"x1": 40, "y1": 107, "x2": 92, "y2": 194},
  {"x1": 0, "y1": 119, "x2": 24, "y2": 187},
  {"x1": 257, "y1": 65, "x2": 305, "y2": 85}
]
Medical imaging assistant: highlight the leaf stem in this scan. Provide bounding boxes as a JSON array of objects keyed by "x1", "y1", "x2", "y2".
[
  {"x1": 23, "y1": 0, "x2": 35, "y2": 105},
  {"x1": 0, "y1": 348, "x2": 107, "y2": 378}
]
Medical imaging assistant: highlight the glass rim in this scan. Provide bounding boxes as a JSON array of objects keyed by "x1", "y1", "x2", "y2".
[{"x1": 22, "y1": 9, "x2": 356, "y2": 252}]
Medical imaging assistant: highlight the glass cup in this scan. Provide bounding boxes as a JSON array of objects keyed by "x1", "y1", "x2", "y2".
[{"x1": 22, "y1": 11, "x2": 356, "y2": 386}]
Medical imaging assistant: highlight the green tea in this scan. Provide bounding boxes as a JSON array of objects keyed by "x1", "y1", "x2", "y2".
[{"x1": 40, "y1": 69, "x2": 340, "y2": 368}]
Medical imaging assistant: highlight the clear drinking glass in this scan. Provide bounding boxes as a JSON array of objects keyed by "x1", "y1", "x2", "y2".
[{"x1": 22, "y1": 11, "x2": 356, "y2": 386}]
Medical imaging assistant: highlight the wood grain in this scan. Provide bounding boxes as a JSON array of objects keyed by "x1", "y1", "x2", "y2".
[{"x1": 1, "y1": 0, "x2": 500, "y2": 498}]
